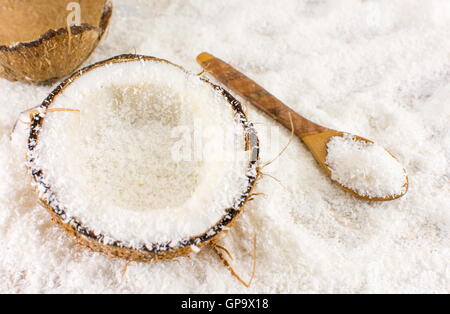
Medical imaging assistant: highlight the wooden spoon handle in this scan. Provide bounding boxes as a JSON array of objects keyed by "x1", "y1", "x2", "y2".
[{"x1": 197, "y1": 52, "x2": 328, "y2": 138}]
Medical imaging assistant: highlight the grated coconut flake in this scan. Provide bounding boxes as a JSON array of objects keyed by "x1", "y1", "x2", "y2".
[{"x1": 325, "y1": 134, "x2": 407, "y2": 198}]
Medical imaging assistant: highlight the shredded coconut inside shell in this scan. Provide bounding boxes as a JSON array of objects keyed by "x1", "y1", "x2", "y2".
[
  {"x1": 32, "y1": 60, "x2": 251, "y2": 248},
  {"x1": 325, "y1": 134, "x2": 407, "y2": 198}
]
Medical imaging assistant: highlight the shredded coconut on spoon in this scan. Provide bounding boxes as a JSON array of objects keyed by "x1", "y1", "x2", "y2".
[{"x1": 325, "y1": 134, "x2": 407, "y2": 198}]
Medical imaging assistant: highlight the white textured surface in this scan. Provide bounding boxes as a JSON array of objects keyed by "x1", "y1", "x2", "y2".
[{"x1": 0, "y1": 0, "x2": 449, "y2": 293}]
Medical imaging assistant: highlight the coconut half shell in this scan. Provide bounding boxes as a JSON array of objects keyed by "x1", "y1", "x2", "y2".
[
  {"x1": 0, "y1": 0, "x2": 112, "y2": 84},
  {"x1": 27, "y1": 54, "x2": 261, "y2": 262}
]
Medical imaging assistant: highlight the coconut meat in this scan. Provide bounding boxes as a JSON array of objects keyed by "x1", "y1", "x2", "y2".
[
  {"x1": 325, "y1": 134, "x2": 407, "y2": 198},
  {"x1": 34, "y1": 60, "x2": 250, "y2": 248}
]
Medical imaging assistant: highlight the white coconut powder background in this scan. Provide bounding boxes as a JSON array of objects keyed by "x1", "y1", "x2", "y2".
[{"x1": 0, "y1": 0, "x2": 449, "y2": 293}]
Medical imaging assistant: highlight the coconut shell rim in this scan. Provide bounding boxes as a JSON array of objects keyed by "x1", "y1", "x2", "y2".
[
  {"x1": 0, "y1": 24, "x2": 101, "y2": 52},
  {"x1": 27, "y1": 54, "x2": 261, "y2": 262}
]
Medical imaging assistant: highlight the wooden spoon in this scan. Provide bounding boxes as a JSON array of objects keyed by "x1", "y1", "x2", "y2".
[{"x1": 197, "y1": 52, "x2": 408, "y2": 201}]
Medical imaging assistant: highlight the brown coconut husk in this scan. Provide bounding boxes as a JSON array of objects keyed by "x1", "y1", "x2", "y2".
[
  {"x1": 0, "y1": 0, "x2": 112, "y2": 84},
  {"x1": 28, "y1": 54, "x2": 261, "y2": 262}
]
